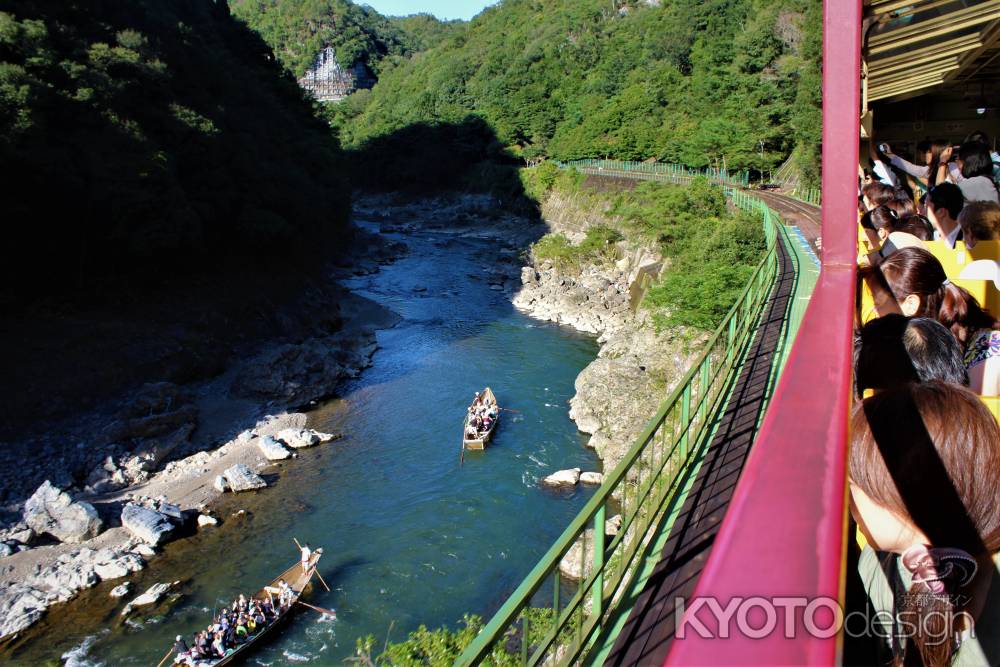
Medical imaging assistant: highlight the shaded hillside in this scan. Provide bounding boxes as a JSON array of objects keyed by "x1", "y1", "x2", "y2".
[
  {"x1": 331, "y1": 0, "x2": 822, "y2": 185},
  {"x1": 229, "y1": 0, "x2": 416, "y2": 76},
  {"x1": 0, "y1": 0, "x2": 351, "y2": 296}
]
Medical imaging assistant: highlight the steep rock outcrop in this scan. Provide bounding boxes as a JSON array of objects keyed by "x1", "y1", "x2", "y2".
[{"x1": 22, "y1": 482, "x2": 103, "y2": 544}]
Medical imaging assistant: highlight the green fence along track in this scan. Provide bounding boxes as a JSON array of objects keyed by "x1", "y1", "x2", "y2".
[
  {"x1": 557, "y1": 159, "x2": 750, "y2": 188},
  {"x1": 557, "y1": 158, "x2": 819, "y2": 205},
  {"x1": 787, "y1": 186, "x2": 821, "y2": 206},
  {"x1": 454, "y1": 187, "x2": 795, "y2": 667}
]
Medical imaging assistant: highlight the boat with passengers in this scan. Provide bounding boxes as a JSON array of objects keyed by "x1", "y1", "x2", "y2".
[
  {"x1": 162, "y1": 548, "x2": 323, "y2": 666},
  {"x1": 463, "y1": 387, "x2": 499, "y2": 450}
]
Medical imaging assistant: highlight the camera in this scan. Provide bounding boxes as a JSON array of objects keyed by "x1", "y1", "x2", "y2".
[{"x1": 878, "y1": 142, "x2": 890, "y2": 153}]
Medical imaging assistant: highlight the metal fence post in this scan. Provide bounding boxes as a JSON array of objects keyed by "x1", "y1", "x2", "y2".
[{"x1": 592, "y1": 504, "x2": 606, "y2": 621}]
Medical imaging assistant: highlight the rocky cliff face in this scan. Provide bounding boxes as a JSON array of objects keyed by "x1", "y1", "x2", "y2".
[{"x1": 512, "y1": 199, "x2": 700, "y2": 472}]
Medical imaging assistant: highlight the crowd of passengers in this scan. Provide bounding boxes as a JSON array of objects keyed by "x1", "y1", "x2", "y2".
[
  {"x1": 848, "y1": 131, "x2": 1000, "y2": 666},
  {"x1": 170, "y1": 581, "x2": 296, "y2": 665},
  {"x1": 466, "y1": 390, "x2": 499, "y2": 439}
]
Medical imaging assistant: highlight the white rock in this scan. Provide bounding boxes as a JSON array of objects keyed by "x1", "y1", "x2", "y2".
[
  {"x1": 121, "y1": 582, "x2": 172, "y2": 616},
  {"x1": 276, "y1": 428, "x2": 337, "y2": 449},
  {"x1": 605, "y1": 514, "x2": 623, "y2": 537},
  {"x1": 121, "y1": 504, "x2": 175, "y2": 546},
  {"x1": 580, "y1": 472, "x2": 604, "y2": 485},
  {"x1": 542, "y1": 468, "x2": 581, "y2": 487},
  {"x1": 109, "y1": 582, "x2": 132, "y2": 598},
  {"x1": 559, "y1": 529, "x2": 596, "y2": 581},
  {"x1": 213, "y1": 475, "x2": 229, "y2": 493},
  {"x1": 132, "y1": 544, "x2": 156, "y2": 558},
  {"x1": 573, "y1": 413, "x2": 601, "y2": 434},
  {"x1": 94, "y1": 553, "x2": 144, "y2": 581},
  {"x1": 197, "y1": 514, "x2": 218, "y2": 527},
  {"x1": 157, "y1": 502, "x2": 184, "y2": 521},
  {"x1": 256, "y1": 435, "x2": 291, "y2": 461},
  {"x1": 222, "y1": 464, "x2": 267, "y2": 492},
  {"x1": 0, "y1": 585, "x2": 49, "y2": 639},
  {"x1": 22, "y1": 481, "x2": 103, "y2": 544},
  {"x1": 36, "y1": 561, "x2": 98, "y2": 601}
]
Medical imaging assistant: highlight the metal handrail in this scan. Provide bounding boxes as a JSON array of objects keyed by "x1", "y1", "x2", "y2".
[
  {"x1": 557, "y1": 159, "x2": 751, "y2": 188},
  {"x1": 454, "y1": 192, "x2": 787, "y2": 667}
]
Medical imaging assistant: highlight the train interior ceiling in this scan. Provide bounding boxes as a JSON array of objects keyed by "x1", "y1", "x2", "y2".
[{"x1": 863, "y1": 0, "x2": 1000, "y2": 153}]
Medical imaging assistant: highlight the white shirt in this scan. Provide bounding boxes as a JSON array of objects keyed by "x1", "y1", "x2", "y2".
[
  {"x1": 872, "y1": 159, "x2": 899, "y2": 187},
  {"x1": 934, "y1": 223, "x2": 963, "y2": 249}
]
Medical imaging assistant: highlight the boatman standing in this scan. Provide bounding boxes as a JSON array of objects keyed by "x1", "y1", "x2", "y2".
[{"x1": 300, "y1": 543, "x2": 312, "y2": 573}]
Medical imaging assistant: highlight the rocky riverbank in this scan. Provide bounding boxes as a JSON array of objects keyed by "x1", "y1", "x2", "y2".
[
  {"x1": 0, "y1": 192, "x2": 548, "y2": 645},
  {"x1": 0, "y1": 230, "x2": 406, "y2": 642},
  {"x1": 512, "y1": 190, "x2": 702, "y2": 473}
]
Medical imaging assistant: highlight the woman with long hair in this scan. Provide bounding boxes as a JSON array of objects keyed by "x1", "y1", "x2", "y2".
[
  {"x1": 851, "y1": 382, "x2": 1000, "y2": 666},
  {"x1": 877, "y1": 247, "x2": 1000, "y2": 395},
  {"x1": 883, "y1": 139, "x2": 951, "y2": 190}
]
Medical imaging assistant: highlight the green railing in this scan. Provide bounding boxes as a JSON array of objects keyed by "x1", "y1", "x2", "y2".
[
  {"x1": 454, "y1": 192, "x2": 783, "y2": 667},
  {"x1": 559, "y1": 159, "x2": 751, "y2": 187},
  {"x1": 788, "y1": 186, "x2": 822, "y2": 207}
]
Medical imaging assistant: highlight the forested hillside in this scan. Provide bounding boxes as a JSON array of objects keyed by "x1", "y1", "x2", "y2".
[
  {"x1": 388, "y1": 13, "x2": 464, "y2": 52},
  {"x1": 0, "y1": 0, "x2": 351, "y2": 294},
  {"x1": 331, "y1": 0, "x2": 822, "y2": 186},
  {"x1": 229, "y1": 0, "x2": 421, "y2": 76}
]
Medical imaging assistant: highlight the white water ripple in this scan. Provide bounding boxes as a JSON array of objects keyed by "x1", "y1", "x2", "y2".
[{"x1": 61, "y1": 632, "x2": 108, "y2": 667}]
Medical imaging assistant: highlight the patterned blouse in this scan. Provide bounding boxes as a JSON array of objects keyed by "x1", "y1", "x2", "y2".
[{"x1": 964, "y1": 329, "x2": 1000, "y2": 370}]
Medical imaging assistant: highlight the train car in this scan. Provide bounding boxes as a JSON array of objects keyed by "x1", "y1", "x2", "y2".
[{"x1": 666, "y1": 1, "x2": 1000, "y2": 665}]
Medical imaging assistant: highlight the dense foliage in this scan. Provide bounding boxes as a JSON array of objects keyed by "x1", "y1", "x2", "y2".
[
  {"x1": 0, "y1": 0, "x2": 351, "y2": 293},
  {"x1": 229, "y1": 0, "x2": 421, "y2": 76},
  {"x1": 354, "y1": 608, "x2": 575, "y2": 666},
  {"x1": 527, "y1": 171, "x2": 767, "y2": 330},
  {"x1": 330, "y1": 0, "x2": 822, "y2": 185},
  {"x1": 615, "y1": 179, "x2": 768, "y2": 329},
  {"x1": 388, "y1": 13, "x2": 464, "y2": 52}
]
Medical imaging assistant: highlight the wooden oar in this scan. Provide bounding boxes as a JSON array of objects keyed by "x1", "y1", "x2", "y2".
[
  {"x1": 498, "y1": 406, "x2": 520, "y2": 413},
  {"x1": 154, "y1": 647, "x2": 174, "y2": 667},
  {"x1": 313, "y1": 568, "x2": 332, "y2": 592},
  {"x1": 297, "y1": 600, "x2": 337, "y2": 617}
]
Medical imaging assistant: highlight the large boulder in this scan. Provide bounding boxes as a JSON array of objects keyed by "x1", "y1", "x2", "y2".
[
  {"x1": 559, "y1": 529, "x2": 596, "y2": 581},
  {"x1": 0, "y1": 584, "x2": 49, "y2": 639},
  {"x1": 276, "y1": 428, "x2": 338, "y2": 449},
  {"x1": 257, "y1": 435, "x2": 291, "y2": 461},
  {"x1": 93, "y1": 550, "x2": 144, "y2": 581},
  {"x1": 121, "y1": 582, "x2": 173, "y2": 616},
  {"x1": 541, "y1": 468, "x2": 581, "y2": 487},
  {"x1": 22, "y1": 481, "x2": 103, "y2": 544},
  {"x1": 222, "y1": 464, "x2": 267, "y2": 492},
  {"x1": 580, "y1": 472, "x2": 604, "y2": 485},
  {"x1": 120, "y1": 504, "x2": 175, "y2": 546}
]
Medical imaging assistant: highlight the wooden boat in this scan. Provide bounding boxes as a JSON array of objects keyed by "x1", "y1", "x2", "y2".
[
  {"x1": 164, "y1": 549, "x2": 323, "y2": 666},
  {"x1": 463, "y1": 387, "x2": 499, "y2": 451}
]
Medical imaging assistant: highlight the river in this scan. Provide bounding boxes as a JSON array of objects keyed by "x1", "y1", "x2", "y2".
[{"x1": 14, "y1": 213, "x2": 601, "y2": 665}]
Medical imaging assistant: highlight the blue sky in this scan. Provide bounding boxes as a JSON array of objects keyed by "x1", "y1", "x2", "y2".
[{"x1": 360, "y1": 1, "x2": 497, "y2": 21}]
